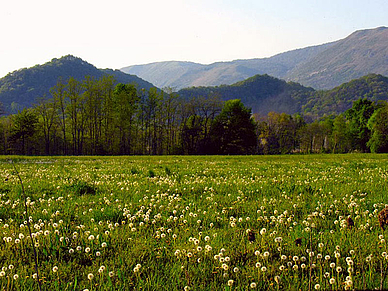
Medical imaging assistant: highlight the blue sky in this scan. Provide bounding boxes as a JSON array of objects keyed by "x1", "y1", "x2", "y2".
[{"x1": 0, "y1": 0, "x2": 386, "y2": 78}]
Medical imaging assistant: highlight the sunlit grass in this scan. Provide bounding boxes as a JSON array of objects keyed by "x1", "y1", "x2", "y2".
[{"x1": 0, "y1": 154, "x2": 388, "y2": 290}]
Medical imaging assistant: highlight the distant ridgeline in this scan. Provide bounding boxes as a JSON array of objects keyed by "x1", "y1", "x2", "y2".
[
  {"x1": 178, "y1": 73, "x2": 388, "y2": 117},
  {"x1": 122, "y1": 27, "x2": 388, "y2": 90}
]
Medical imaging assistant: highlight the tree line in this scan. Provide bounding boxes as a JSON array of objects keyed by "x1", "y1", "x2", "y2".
[
  {"x1": 0, "y1": 76, "x2": 388, "y2": 156},
  {"x1": 256, "y1": 98, "x2": 388, "y2": 154}
]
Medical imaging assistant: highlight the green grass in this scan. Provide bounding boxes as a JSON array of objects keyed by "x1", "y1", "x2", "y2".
[{"x1": 0, "y1": 154, "x2": 388, "y2": 290}]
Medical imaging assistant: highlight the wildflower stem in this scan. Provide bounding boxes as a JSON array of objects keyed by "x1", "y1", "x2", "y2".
[
  {"x1": 308, "y1": 231, "x2": 312, "y2": 291},
  {"x1": 380, "y1": 260, "x2": 386, "y2": 290},
  {"x1": 11, "y1": 160, "x2": 42, "y2": 291}
]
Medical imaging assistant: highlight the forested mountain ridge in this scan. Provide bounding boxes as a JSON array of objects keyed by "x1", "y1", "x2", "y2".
[
  {"x1": 178, "y1": 73, "x2": 388, "y2": 118},
  {"x1": 0, "y1": 55, "x2": 156, "y2": 114},
  {"x1": 2, "y1": 54, "x2": 388, "y2": 120},
  {"x1": 302, "y1": 74, "x2": 388, "y2": 116},
  {"x1": 121, "y1": 27, "x2": 388, "y2": 90},
  {"x1": 178, "y1": 74, "x2": 315, "y2": 116}
]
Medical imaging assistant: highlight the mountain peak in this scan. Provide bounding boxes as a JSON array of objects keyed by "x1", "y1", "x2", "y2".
[
  {"x1": 47, "y1": 55, "x2": 95, "y2": 68},
  {"x1": 349, "y1": 26, "x2": 388, "y2": 38},
  {"x1": 0, "y1": 55, "x2": 156, "y2": 114}
]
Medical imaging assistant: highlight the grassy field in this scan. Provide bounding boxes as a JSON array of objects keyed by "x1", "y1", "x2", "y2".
[{"x1": 1, "y1": 154, "x2": 388, "y2": 290}]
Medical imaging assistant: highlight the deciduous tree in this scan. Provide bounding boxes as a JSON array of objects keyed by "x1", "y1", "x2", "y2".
[{"x1": 209, "y1": 99, "x2": 257, "y2": 154}]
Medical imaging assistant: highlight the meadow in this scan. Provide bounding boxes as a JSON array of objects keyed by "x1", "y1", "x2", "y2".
[{"x1": 0, "y1": 154, "x2": 388, "y2": 290}]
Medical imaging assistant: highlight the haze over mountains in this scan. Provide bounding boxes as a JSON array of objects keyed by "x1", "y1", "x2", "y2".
[{"x1": 121, "y1": 27, "x2": 388, "y2": 90}]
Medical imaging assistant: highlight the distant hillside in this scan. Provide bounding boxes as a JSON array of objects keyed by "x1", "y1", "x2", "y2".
[
  {"x1": 178, "y1": 73, "x2": 388, "y2": 118},
  {"x1": 121, "y1": 27, "x2": 388, "y2": 90},
  {"x1": 3, "y1": 55, "x2": 388, "y2": 119},
  {"x1": 287, "y1": 27, "x2": 388, "y2": 89},
  {"x1": 178, "y1": 74, "x2": 315, "y2": 116},
  {"x1": 122, "y1": 42, "x2": 336, "y2": 90},
  {"x1": 0, "y1": 55, "x2": 156, "y2": 114},
  {"x1": 302, "y1": 74, "x2": 388, "y2": 116},
  {"x1": 123, "y1": 61, "x2": 207, "y2": 89}
]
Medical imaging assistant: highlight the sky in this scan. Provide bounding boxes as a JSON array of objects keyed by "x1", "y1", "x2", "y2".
[{"x1": 0, "y1": 0, "x2": 387, "y2": 78}]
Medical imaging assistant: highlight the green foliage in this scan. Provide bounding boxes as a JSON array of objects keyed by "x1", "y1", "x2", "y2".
[
  {"x1": 9, "y1": 109, "x2": 38, "y2": 155},
  {"x1": 148, "y1": 169, "x2": 155, "y2": 178},
  {"x1": 258, "y1": 112, "x2": 303, "y2": 154},
  {"x1": 0, "y1": 55, "x2": 155, "y2": 113},
  {"x1": 345, "y1": 98, "x2": 377, "y2": 152},
  {"x1": 181, "y1": 114, "x2": 204, "y2": 154},
  {"x1": 2, "y1": 71, "x2": 388, "y2": 155},
  {"x1": 66, "y1": 180, "x2": 97, "y2": 196},
  {"x1": 113, "y1": 83, "x2": 140, "y2": 155},
  {"x1": 332, "y1": 114, "x2": 350, "y2": 153},
  {"x1": 180, "y1": 74, "x2": 388, "y2": 120},
  {"x1": 209, "y1": 99, "x2": 257, "y2": 154},
  {"x1": 1, "y1": 155, "x2": 388, "y2": 290},
  {"x1": 367, "y1": 102, "x2": 388, "y2": 152},
  {"x1": 179, "y1": 74, "x2": 314, "y2": 116},
  {"x1": 303, "y1": 74, "x2": 388, "y2": 117}
]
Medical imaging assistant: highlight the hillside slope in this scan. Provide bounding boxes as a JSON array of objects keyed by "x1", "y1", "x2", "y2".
[
  {"x1": 287, "y1": 27, "x2": 388, "y2": 89},
  {"x1": 121, "y1": 42, "x2": 336, "y2": 89},
  {"x1": 121, "y1": 27, "x2": 388, "y2": 90},
  {"x1": 178, "y1": 74, "x2": 315, "y2": 116},
  {"x1": 0, "y1": 55, "x2": 156, "y2": 113},
  {"x1": 178, "y1": 73, "x2": 388, "y2": 118},
  {"x1": 302, "y1": 74, "x2": 388, "y2": 116}
]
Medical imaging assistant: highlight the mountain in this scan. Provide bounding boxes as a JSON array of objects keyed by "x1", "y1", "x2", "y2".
[
  {"x1": 287, "y1": 27, "x2": 388, "y2": 89},
  {"x1": 121, "y1": 42, "x2": 336, "y2": 90},
  {"x1": 178, "y1": 73, "x2": 388, "y2": 118},
  {"x1": 2, "y1": 54, "x2": 388, "y2": 119},
  {"x1": 178, "y1": 74, "x2": 315, "y2": 116},
  {"x1": 121, "y1": 27, "x2": 388, "y2": 90},
  {"x1": 0, "y1": 55, "x2": 156, "y2": 113},
  {"x1": 302, "y1": 73, "x2": 388, "y2": 117}
]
